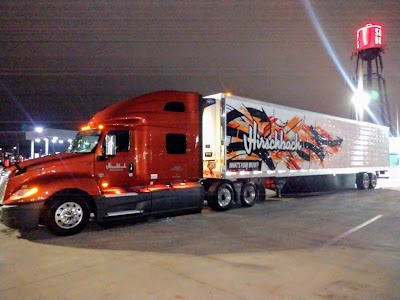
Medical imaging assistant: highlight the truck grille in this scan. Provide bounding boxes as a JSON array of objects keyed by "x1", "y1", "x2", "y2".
[{"x1": 0, "y1": 169, "x2": 10, "y2": 205}]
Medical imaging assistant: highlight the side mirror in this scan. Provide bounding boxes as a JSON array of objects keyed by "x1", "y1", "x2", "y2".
[
  {"x1": 105, "y1": 134, "x2": 117, "y2": 156},
  {"x1": 96, "y1": 134, "x2": 117, "y2": 161}
]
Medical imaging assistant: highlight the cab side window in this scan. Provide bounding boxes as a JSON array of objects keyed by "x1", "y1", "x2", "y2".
[
  {"x1": 166, "y1": 133, "x2": 186, "y2": 154},
  {"x1": 108, "y1": 130, "x2": 130, "y2": 152},
  {"x1": 163, "y1": 102, "x2": 185, "y2": 112}
]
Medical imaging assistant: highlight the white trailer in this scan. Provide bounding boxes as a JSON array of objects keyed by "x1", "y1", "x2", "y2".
[{"x1": 201, "y1": 93, "x2": 389, "y2": 204}]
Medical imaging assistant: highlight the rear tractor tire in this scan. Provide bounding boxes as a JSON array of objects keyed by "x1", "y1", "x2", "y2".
[
  {"x1": 207, "y1": 182, "x2": 234, "y2": 211},
  {"x1": 240, "y1": 182, "x2": 258, "y2": 207}
]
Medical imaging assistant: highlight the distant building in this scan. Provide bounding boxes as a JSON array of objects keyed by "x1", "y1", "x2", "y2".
[
  {"x1": 389, "y1": 137, "x2": 400, "y2": 166},
  {"x1": 26, "y1": 128, "x2": 78, "y2": 159}
]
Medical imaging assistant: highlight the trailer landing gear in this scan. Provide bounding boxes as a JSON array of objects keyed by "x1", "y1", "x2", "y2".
[{"x1": 275, "y1": 179, "x2": 286, "y2": 198}]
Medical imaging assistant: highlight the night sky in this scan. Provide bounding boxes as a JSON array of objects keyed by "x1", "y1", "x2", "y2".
[{"x1": 1, "y1": 1, "x2": 399, "y2": 133}]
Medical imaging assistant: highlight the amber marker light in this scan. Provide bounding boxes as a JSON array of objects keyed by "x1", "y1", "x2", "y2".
[
  {"x1": 98, "y1": 124, "x2": 104, "y2": 129},
  {"x1": 101, "y1": 182, "x2": 109, "y2": 188}
]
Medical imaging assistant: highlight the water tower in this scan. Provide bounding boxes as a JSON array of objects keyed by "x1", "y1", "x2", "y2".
[{"x1": 352, "y1": 23, "x2": 393, "y2": 134}]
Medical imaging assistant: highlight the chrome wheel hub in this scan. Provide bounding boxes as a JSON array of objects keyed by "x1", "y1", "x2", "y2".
[
  {"x1": 243, "y1": 186, "x2": 256, "y2": 204},
  {"x1": 218, "y1": 188, "x2": 232, "y2": 207},
  {"x1": 55, "y1": 202, "x2": 83, "y2": 229}
]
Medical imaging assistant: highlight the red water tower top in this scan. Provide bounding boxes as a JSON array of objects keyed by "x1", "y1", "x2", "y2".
[{"x1": 356, "y1": 23, "x2": 383, "y2": 51}]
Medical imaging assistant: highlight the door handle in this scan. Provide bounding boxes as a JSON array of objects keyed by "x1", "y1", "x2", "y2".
[{"x1": 129, "y1": 162, "x2": 134, "y2": 177}]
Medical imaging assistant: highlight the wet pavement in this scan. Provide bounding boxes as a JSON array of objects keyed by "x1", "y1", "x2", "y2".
[{"x1": 1, "y1": 173, "x2": 400, "y2": 299}]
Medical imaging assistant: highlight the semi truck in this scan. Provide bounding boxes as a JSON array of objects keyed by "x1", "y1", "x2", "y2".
[{"x1": 0, "y1": 91, "x2": 389, "y2": 236}]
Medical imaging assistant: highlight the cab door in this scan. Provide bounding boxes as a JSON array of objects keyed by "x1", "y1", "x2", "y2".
[
  {"x1": 94, "y1": 129, "x2": 152, "y2": 220},
  {"x1": 95, "y1": 129, "x2": 133, "y2": 189}
]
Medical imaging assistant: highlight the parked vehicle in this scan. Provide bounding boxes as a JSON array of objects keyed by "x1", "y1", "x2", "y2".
[{"x1": 0, "y1": 91, "x2": 389, "y2": 235}]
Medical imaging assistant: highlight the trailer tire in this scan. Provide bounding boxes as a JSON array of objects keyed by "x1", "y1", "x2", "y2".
[
  {"x1": 45, "y1": 196, "x2": 90, "y2": 236},
  {"x1": 369, "y1": 173, "x2": 377, "y2": 189},
  {"x1": 208, "y1": 182, "x2": 234, "y2": 211},
  {"x1": 356, "y1": 172, "x2": 370, "y2": 190},
  {"x1": 240, "y1": 182, "x2": 258, "y2": 207}
]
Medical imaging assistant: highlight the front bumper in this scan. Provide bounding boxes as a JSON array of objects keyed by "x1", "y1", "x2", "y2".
[{"x1": 0, "y1": 202, "x2": 43, "y2": 230}]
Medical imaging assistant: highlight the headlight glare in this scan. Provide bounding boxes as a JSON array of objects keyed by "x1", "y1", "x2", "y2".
[{"x1": 9, "y1": 187, "x2": 39, "y2": 201}]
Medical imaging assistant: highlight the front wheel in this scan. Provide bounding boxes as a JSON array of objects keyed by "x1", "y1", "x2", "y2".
[{"x1": 45, "y1": 196, "x2": 90, "y2": 236}]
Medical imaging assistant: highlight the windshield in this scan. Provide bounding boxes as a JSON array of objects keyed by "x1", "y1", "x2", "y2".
[{"x1": 69, "y1": 129, "x2": 101, "y2": 153}]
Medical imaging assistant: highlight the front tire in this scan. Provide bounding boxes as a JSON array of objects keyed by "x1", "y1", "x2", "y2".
[{"x1": 45, "y1": 196, "x2": 90, "y2": 236}]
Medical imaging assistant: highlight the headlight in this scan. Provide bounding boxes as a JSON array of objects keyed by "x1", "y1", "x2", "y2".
[{"x1": 9, "y1": 187, "x2": 39, "y2": 201}]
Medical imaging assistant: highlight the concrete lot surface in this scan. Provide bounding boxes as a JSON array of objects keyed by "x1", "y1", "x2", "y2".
[{"x1": 1, "y1": 174, "x2": 400, "y2": 299}]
